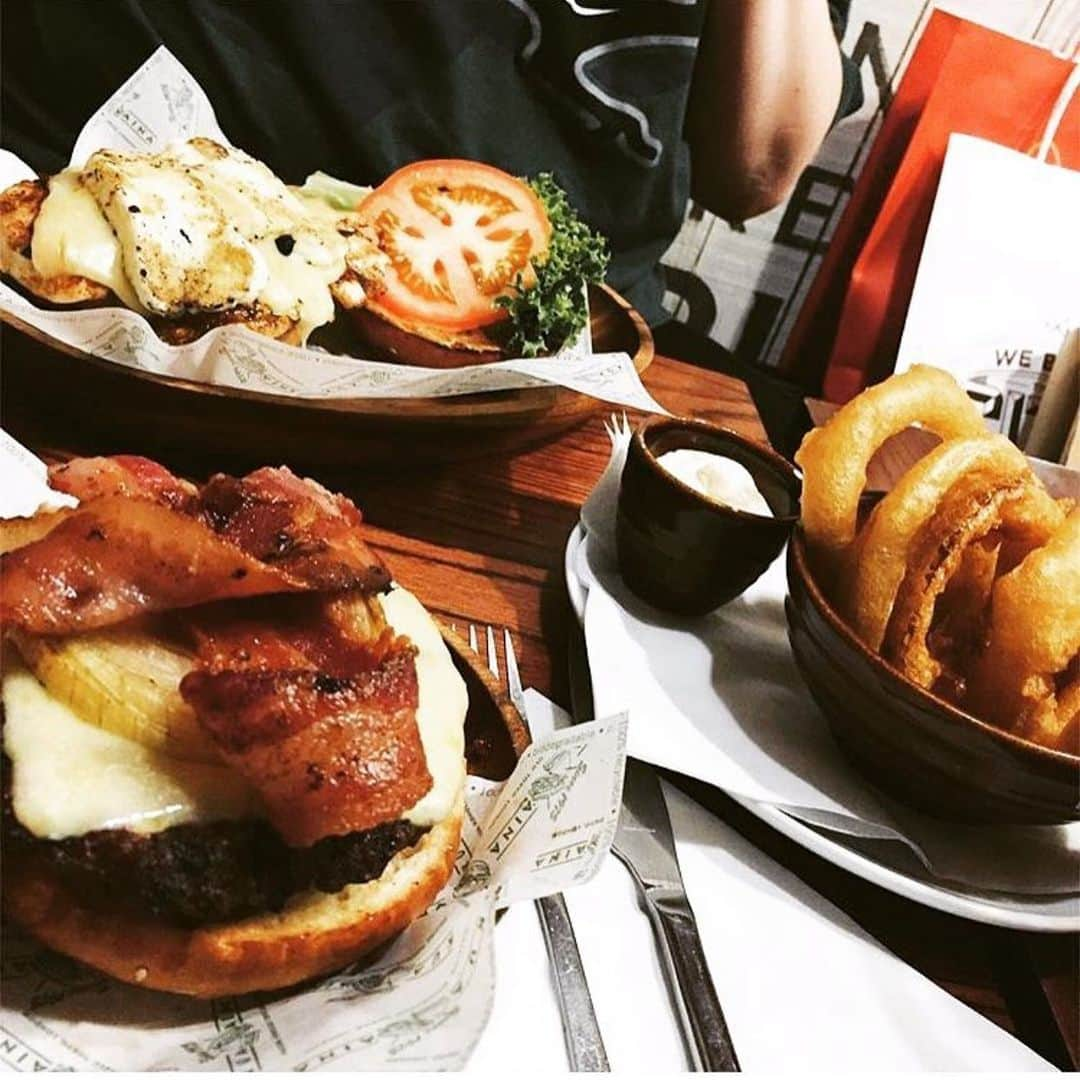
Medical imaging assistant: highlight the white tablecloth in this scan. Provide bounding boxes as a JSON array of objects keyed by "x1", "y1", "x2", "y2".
[{"x1": 470, "y1": 776, "x2": 1054, "y2": 1072}]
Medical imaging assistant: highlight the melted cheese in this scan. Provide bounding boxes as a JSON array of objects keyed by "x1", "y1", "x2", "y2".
[
  {"x1": 254, "y1": 229, "x2": 339, "y2": 342},
  {"x1": 31, "y1": 171, "x2": 145, "y2": 312},
  {"x1": 4, "y1": 587, "x2": 467, "y2": 839},
  {"x1": 30, "y1": 139, "x2": 348, "y2": 343},
  {"x1": 3, "y1": 656, "x2": 262, "y2": 838},
  {"x1": 383, "y1": 587, "x2": 469, "y2": 827}
]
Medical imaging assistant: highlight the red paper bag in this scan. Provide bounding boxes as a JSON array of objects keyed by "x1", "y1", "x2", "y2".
[{"x1": 779, "y1": 11, "x2": 1080, "y2": 402}]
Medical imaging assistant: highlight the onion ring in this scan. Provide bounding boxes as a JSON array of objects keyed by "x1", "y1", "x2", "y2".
[
  {"x1": 968, "y1": 509, "x2": 1080, "y2": 751},
  {"x1": 1052, "y1": 677, "x2": 1080, "y2": 753},
  {"x1": 995, "y1": 492, "x2": 1073, "y2": 576},
  {"x1": 795, "y1": 365, "x2": 986, "y2": 573},
  {"x1": 925, "y1": 535, "x2": 1001, "y2": 701},
  {"x1": 880, "y1": 471, "x2": 1061, "y2": 693},
  {"x1": 845, "y1": 435, "x2": 1047, "y2": 649}
]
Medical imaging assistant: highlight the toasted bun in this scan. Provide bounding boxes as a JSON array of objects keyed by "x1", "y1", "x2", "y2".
[
  {"x1": 4, "y1": 797, "x2": 462, "y2": 998},
  {"x1": 151, "y1": 302, "x2": 301, "y2": 346},
  {"x1": 349, "y1": 299, "x2": 503, "y2": 369}
]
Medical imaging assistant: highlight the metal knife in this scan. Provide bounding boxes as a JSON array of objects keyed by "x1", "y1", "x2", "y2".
[{"x1": 568, "y1": 625, "x2": 740, "y2": 1072}]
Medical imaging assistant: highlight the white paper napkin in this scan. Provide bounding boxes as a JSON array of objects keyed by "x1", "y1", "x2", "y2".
[
  {"x1": 577, "y1": 421, "x2": 1080, "y2": 897},
  {"x1": 0, "y1": 429, "x2": 77, "y2": 517},
  {"x1": 470, "y1": 694, "x2": 1055, "y2": 1072}
]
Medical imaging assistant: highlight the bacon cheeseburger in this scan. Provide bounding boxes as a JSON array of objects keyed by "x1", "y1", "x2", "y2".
[{"x1": 0, "y1": 457, "x2": 467, "y2": 997}]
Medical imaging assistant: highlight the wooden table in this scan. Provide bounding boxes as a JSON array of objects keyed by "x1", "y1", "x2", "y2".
[
  {"x1": 332, "y1": 356, "x2": 1077, "y2": 1070},
  {"x1": 10, "y1": 351, "x2": 1077, "y2": 1067}
]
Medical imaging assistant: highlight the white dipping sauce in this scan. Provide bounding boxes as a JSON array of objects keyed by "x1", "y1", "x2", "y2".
[{"x1": 656, "y1": 449, "x2": 772, "y2": 516}]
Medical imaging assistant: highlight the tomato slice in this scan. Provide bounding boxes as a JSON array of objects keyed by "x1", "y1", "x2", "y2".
[{"x1": 358, "y1": 160, "x2": 550, "y2": 331}]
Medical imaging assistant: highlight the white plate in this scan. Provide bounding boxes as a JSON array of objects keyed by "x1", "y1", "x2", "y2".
[{"x1": 564, "y1": 524, "x2": 1079, "y2": 933}]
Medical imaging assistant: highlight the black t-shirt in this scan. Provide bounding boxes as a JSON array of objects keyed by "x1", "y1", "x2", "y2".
[{"x1": 2, "y1": 0, "x2": 860, "y2": 325}]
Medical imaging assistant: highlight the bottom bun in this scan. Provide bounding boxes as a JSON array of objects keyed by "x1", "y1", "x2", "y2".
[
  {"x1": 3, "y1": 797, "x2": 463, "y2": 998},
  {"x1": 348, "y1": 302, "x2": 503, "y2": 369}
]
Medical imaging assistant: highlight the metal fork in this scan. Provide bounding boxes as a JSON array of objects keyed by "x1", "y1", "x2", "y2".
[{"x1": 463, "y1": 622, "x2": 610, "y2": 1072}]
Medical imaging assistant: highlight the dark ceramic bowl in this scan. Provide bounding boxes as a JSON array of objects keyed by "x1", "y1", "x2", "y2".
[
  {"x1": 786, "y1": 529, "x2": 1080, "y2": 824},
  {"x1": 616, "y1": 417, "x2": 800, "y2": 615}
]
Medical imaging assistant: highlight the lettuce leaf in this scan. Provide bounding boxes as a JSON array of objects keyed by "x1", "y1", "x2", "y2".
[{"x1": 298, "y1": 171, "x2": 373, "y2": 211}]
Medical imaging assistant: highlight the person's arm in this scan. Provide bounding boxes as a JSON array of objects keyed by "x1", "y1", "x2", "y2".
[{"x1": 685, "y1": 0, "x2": 845, "y2": 223}]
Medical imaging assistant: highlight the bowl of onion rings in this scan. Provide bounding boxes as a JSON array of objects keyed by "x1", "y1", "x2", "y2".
[{"x1": 785, "y1": 365, "x2": 1079, "y2": 825}]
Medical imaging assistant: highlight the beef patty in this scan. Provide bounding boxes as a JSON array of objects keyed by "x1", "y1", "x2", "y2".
[{"x1": 2, "y1": 756, "x2": 426, "y2": 928}]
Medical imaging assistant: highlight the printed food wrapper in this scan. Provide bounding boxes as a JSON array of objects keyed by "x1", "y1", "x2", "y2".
[
  {"x1": 0, "y1": 439, "x2": 630, "y2": 1070},
  {"x1": 0, "y1": 47, "x2": 666, "y2": 416}
]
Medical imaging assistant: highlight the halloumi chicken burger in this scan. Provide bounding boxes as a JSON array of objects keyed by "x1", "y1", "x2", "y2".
[
  {"x1": 0, "y1": 456, "x2": 467, "y2": 997},
  {"x1": 0, "y1": 142, "x2": 609, "y2": 365}
]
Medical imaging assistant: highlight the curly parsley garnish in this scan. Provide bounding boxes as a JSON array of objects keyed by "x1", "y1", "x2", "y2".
[{"x1": 493, "y1": 174, "x2": 610, "y2": 358}]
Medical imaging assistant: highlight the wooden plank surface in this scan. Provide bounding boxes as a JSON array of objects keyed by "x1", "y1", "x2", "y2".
[{"x1": 317, "y1": 359, "x2": 766, "y2": 704}]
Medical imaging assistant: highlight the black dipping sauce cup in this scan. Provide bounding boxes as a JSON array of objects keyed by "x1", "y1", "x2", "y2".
[{"x1": 616, "y1": 417, "x2": 801, "y2": 615}]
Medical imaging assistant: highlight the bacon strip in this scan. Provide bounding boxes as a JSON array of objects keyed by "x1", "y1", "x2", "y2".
[
  {"x1": 49, "y1": 458, "x2": 385, "y2": 590},
  {"x1": 185, "y1": 592, "x2": 392, "y2": 678},
  {"x1": 48, "y1": 455, "x2": 198, "y2": 508},
  {"x1": 197, "y1": 468, "x2": 385, "y2": 591},
  {"x1": 180, "y1": 644, "x2": 431, "y2": 846},
  {"x1": 178, "y1": 591, "x2": 431, "y2": 844},
  {"x1": 1, "y1": 497, "x2": 311, "y2": 634},
  {"x1": 5, "y1": 456, "x2": 428, "y2": 845},
  {"x1": 0, "y1": 457, "x2": 189, "y2": 558},
  {"x1": 2, "y1": 465, "x2": 390, "y2": 634}
]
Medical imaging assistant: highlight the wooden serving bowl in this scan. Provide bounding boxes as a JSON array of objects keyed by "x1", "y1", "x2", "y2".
[
  {"x1": 442, "y1": 621, "x2": 530, "y2": 780},
  {"x1": 1, "y1": 284, "x2": 653, "y2": 468},
  {"x1": 785, "y1": 529, "x2": 1080, "y2": 825}
]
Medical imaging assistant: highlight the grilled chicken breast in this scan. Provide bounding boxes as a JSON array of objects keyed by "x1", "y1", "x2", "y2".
[{"x1": 0, "y1": 139, "x2": 387, "y2": 346}]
